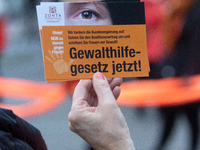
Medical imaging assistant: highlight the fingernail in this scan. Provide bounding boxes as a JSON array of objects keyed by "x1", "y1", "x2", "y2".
[{"x1": 95, "y1": 72, "x2": 105, "y2": 80}]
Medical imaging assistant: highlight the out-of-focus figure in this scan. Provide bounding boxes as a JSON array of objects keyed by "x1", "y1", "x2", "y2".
[
  {"x1": 0, "y1": 0, "x2": 8, "y2": 67},
  {"x1": 0, "y1": 0, "x2": 8, "y2": 103},
  {"x1": 154, "y1": 0, "x2": 200, "y2": 150}
]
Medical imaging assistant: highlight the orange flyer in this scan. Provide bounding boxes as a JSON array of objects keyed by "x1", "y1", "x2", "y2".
[{"x1": 36, "y1": 0, "x2": 150, "y2": 82}]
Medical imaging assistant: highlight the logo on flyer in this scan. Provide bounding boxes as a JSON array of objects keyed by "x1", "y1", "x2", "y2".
[
  {"x1": 49, "y1": 6, "x2": 56, "y2": 13},
  {"x1": 45, "y1": 6, "x2": 62, "y2": 23}
]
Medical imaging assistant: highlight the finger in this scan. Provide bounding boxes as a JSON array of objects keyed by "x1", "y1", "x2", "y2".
[
  {"x1": 112, "y1": 86, "x2": 121, "y2": 100},
  {"x1": 72, "y1": 79, "x2": 92, "y2": 106},
  {"x1": 109, "y1": 78, "x2": 123, "y2": 91},
  {"x1": 68, "y1": 118, "x2": 77, "y2": 133},
  {"x1": 107, "y1": 78, "x2": 113, "y2": 84},
  {"x1": 92, "y1": 72, "x2": 116, "y2": 106},
  {"x1": 106, "y1": 78, "x2": 122, "y2": 100},
  {"x1": 68, "y1": 121, "x2": 74, "y2": 132}
]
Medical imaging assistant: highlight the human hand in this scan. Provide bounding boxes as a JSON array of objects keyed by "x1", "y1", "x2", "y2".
[{"x1": 68, "y1": 72, "x2": 135, "y2": 150}]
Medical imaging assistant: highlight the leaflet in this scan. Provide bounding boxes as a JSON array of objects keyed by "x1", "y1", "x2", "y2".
[{"x1": 36, "y1": 0, "x2": 150, "y2": 83}]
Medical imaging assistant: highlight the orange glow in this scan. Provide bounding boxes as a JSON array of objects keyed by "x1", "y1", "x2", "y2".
[
  {"x1": 1, "y1": 75, "x2": 200, "y2": 118},
  {"x1": 0, "y1": 77, "x2": 69, "y2": 118},
  {"x1": 118, "y1": 75, "x2": 200, "y2": 107}
]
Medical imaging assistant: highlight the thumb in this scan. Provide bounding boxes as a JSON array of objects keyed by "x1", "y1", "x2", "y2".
[{"x1": 93, "y1": 72, "x2": 116, "y2": 106}]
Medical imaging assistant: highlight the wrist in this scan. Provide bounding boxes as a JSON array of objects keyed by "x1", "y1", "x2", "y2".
[{"x1": 101, "y1": 139, "x2": 136, "y2": 150}]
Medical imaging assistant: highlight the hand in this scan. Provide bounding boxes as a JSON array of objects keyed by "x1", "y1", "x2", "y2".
[{"x1": 68, "y1": 72, "x2": 135, "y2": 150}]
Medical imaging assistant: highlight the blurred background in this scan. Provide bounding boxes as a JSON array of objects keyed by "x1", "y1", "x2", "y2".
[{"x1": 0, "y1": 0, "x2": 200, "y2": 150}]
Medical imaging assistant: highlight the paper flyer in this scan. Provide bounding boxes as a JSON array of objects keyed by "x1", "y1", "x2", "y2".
[{"x1": 36, "y1": 0, "x2": 150, "y2": 83}]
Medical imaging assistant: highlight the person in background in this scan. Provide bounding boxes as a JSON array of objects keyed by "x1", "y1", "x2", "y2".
[
  {"x1": 0, "y1": 12, "x2": 8, "y2": 103},
  {"x1": 155, "y1": 0, "x2": 200, "y2": 150}
]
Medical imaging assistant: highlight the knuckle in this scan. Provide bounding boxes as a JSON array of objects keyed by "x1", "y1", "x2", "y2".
[
  {"x1": 68, "y1": 111, "x2": 77, "y2": 124},
  {"x1": 68, "y1": 113, "x2": 79, "y2": 132},
  {"x1": 69, "y1": 122, "x2": 75, "y2": 132}
]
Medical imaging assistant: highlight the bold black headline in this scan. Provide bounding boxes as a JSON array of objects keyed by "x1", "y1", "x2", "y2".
[{"x1": 68, "y1": 46, "x2": 142, "y2": 76}]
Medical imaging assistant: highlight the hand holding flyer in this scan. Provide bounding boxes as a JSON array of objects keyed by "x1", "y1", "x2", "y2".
[{"x1": 36, "y1": 0, "x2": 150, "y2": 83}]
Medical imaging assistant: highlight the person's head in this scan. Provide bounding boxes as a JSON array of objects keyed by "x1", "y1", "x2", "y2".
[{"x1": 64, "y1": 1, "x2": 112, "y2": 25}]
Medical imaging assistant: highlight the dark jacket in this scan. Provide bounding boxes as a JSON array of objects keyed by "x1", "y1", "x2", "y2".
[{"x1": 0, "y1": 108, "x2": 47, "y2": 150}]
